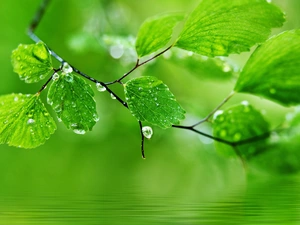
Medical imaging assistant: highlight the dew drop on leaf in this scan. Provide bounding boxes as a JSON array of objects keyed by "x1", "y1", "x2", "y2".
[
  {"x1": 233, "y1": 132, "x2": 242, "y2": 141},
  {"x1": 93, "y1": 113, "x2": 99, "y2": 122},
  {"x1": 52, "y1": 73, "x2": 59, "y2": 81},
  {"x1": 27, "y1": 118, "x2": 35, "y2": 124},
  {"x1": 64, "y1": 74, "x2": 74, "y2": 83},
  {"x1": 142, "y1": 126, "x2": 153, "y2": 139},
  {"x1": 73, "y1": 129, "x2": 86, "y2": 135},
  {"x1": 213, "y1": 110, "x2": 224, "y2": 120},
  {"x1": 220, "y1": 129, "x2": 227, "y2": 137}
]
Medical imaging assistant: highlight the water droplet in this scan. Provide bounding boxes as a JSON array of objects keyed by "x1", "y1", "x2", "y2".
[
  {"x1": 213, "y1": 110, "x2": 224, "y2": 120},
  {"x1": 71, "y1": 102, "x2": 77, "y2": 107},
  {"x1": 233, "y1": 133, "x2": 242, "y2": 141},
  {"x1": 222, "y1": 63, "x2": 231, "y2": 72},
  {"x1": 40, "y1": 74, "x2": 45, "y2": 80},
  {"x1": 44, "y1": 112, "x2": 49, "y2": 116},
  {"x1": 138, "y1": 87, "x2": 143, "y2": 91},
  {"x1": 3, "y1": 120, "x2": 8, "y2": 125},
  {"x1": 96, "y1": 82, "x2": 106, "y2": 92},
  {"x1": 156, "y1": 103, "x2": 159, "y2": 107},
  {"x1": 14, "y1": 96, "x2": 19, "y2": 102},
  {"x1": 269, "y1": 88, "x2": 276, "y2": 94},
  {"x1": 241, "y1": 100, "x2": 249, "y2": 106},
  {"x1": 17, "y1": 56, "x2": 21, "y2": 61},
  {"x1": 154, "y1": 97, "x2": 157, "y2": 101},
  {"x1": 109, "y1": 45, "x2": 124, "y2": 59},
  {"x1": 73, "y1": 129, "x2": 86, "y2": 135},
  {"x1": 62, "y1": 62, "x2": 73, "y2": 74},
  {"x1": 64, "y1": 73, "x2": 74, "y2": 82},
  {"x1": 27, "y1": 118, "x2": 35, "y2": 124},
  {"x1": 93, "y1": 113, "x2": 99, "y2": 122},
  {"x1": 111, "y1": 93, "x2": 116, "y2": 100},
  {"x1": 52, "y1": 73, "x2": 59, "y2": 81},
  {"x1": 220, "y1": 129, "x2": 227, "y2": 137},
  {"x1": 142, "y1": 126, "x2": 153, "y2": 139},
  {"x1": 57, "y1": 117, "x2": 62, "y2": 122}
]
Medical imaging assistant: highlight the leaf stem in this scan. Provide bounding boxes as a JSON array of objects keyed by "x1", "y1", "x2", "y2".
[
  {"x1": 105, "y1": 45, "x2": 173, "y2": 85},
  {"x1": 172, "y1": 124, "x2": 271, "y2": 147},
  {"x1": 191, "y1": 91, "x2": 235, "y2": 127},
  {"x1": 139, "y1": 121, "x2": 146, "y2": 159}
]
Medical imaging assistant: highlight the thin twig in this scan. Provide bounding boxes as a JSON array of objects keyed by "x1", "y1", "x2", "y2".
[
  {"x1": 105, "y1": 45, "x2": 173, "y2": 85},
  {"x1": 191, "y1": 91, "x2": 235, "y2": 127},
  {"x1": 139, "y1": 121, "x2": 146, "y2": 159}
]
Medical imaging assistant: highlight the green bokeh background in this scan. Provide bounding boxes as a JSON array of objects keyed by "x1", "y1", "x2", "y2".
[{"x1": 1, "y1": 0, "x2": 300, "y2": 224}]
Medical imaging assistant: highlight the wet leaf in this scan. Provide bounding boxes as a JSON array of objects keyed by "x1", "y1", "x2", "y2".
[
  {"x1": 47, "y1": 73, "x2": 98, "y2": 134},
  {"x1": 212, "y1": 102, "x2": 269, "y2": 158},
  {"x1": 11, "y1": 42, "x2": 53, "y2": 83},
  {"x1": 175, "y1": 0, "x2": 285, "y2": 56},
  {"x1": 135, "y1": 13, "x2": 185, "y2": 57},
  {"x1": 235, "y1": 30, "x2": 300, "y2": 106},
  {"x1": 168, "y1": 49, "x2": 236, "y2": 81},
  {"x1": 0, "y1": 93, "x2": 56, "y2": 148},
  {"x1": 124, "y1": 76, "x2": 185, "y2": 129}
]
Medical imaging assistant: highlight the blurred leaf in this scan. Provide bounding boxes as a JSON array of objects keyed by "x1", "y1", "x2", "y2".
[
  {"x1": 47, "y1": 73, "x2": 98, "y2": 134},
  {"x1": 11, "y1": 42, "x2": 53, "y2": 83},
  {"x1": 212, "y1": 102, "x2": 269, "y2": 158},
  {"x1": 124, "y1": 76, "x2": 185, "y2": 129},
  {"x1": 175, "y1": 0, "x2": 285, "y2": 57},
  {"x1": 135, "y1": 13, "x2": 185, "y2": 57},
  {"x1": 168, "y1": 49, "x2": 236, "y2": 81},
  {"x1": 0, "y1": 93, "x2": 56, "y2": 148},
  {"x1": 249, "y1": 126, "x2": 300, "y2": 174},
  {"x1": 235, "y1": 30, "x2": 300, "y2": 106}
]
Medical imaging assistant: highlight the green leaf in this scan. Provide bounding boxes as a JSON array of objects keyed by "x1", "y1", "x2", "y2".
[
  {"x1": 249, "y1": 136, "x2": 300, "y2": 174},
  {"x1": 212, "y1": 102, "x2": 269, "y2": 158},
  {"x1": 169, "y1": 49, "x2": 236, "y2": 81},
  {"x1": 0, "y1": 93, "x2": 56, "y2": 148},
  {"x1": 175, "y1": 0, "x2": 285, "y2": 57},
  {"x1": 235, "y1": 30, "x2": 300, "y2": 106},
  {"x1": 135, "y1": 13, "x2": 185, "y2": 57},
  {"x1": 124, "y1": 76, "x2": 185, "y2": 129},
  {"x1": 11, "y1": 42, "x2": 53, "y2": 83},
  {"x1": 47, "y1": 73, "x2": 98, "y2": 134}
]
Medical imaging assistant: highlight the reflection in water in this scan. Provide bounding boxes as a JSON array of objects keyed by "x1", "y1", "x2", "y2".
[{"x1": 0, "y1": 178, "x2": 300, "y2": 224}]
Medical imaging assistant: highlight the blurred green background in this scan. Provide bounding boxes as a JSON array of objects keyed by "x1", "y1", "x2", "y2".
[{"x1": 1, "y1": 0, "x2": 300, "y2": 224}]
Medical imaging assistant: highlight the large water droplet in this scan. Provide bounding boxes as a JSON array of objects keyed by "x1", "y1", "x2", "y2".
[
  {"x1": 62, "y1": 62, "x2": 73, "y2": 74},
  {"x1": 14, "y1": 96, "x2": 19, "y2": 102},
  {"x1": 27, "y1": 118, "x2": 35, "y2": 124},
  {"x1": 142, "y1": 126, "x2": 153, "y2": 139},
  {"x1": 52, "y1": 73, "x2": 59, "y2": 81},
  {"x1": 71, "y1": 123, "x2": 86, "y2": 135},
  {"x1": 96, "y1": 82, "x2": 106, "y2": 92}
]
